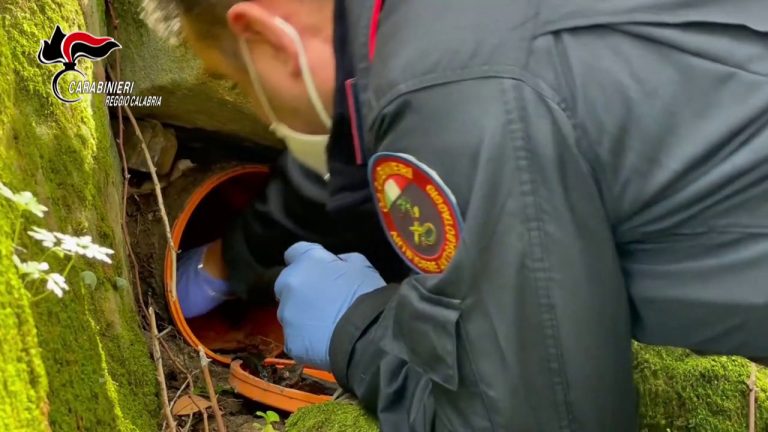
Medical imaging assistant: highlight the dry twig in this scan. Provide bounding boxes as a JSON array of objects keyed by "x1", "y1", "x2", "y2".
[
  {"x1": 121, "y1": 105, "x2": 177, "y2": 252},
  {"x1": 188, "y1": 383, "x2": 211, "y2": 432},
  {"x1": 202, "y1": 410, "x2": 210, "y2": 432},
  {"x1": 164, "y1": 335, "x2": 198, "y2": 432},
  {"x1": 748, "y1": 362, "x2": 757, "y2": 432},
  {"x1": 199, "y1": 348, "x2": 227, "y2": 432},
  {"x1": 151, "y1": 307, "x2": 177, "y2": 431},
  {"x1": 120, "y1": 101, "x2": 179, "y2": 303},
  {"x1": 182, "y1": 414, "x2": 194, "y2": 432},
  {"x1": 169, "y1": 376, "x2": 193, "y2": 415},
  {"x1": 105, "y1": 1, "x2": 148, "y2": 321},
  {"x1": 158, "y1": 327, "x2": 173, "y2": 339},
  {"x1": 160, "y1": 336, "x2": 191, "y2": 377}
]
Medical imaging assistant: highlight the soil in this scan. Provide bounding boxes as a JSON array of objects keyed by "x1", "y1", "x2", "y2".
[
  {"x1": 142, "y1": 291, "x2": 338, "y2": 431},
  {"x1": 235, "y1": 354, "x2": 338, "y2": 396},
  {"x1": 159, "y1": 327, "x2": 291, "y2": 432},
  {"x1": 219, "y1": 336, "x2": 284, "y2": 360}
]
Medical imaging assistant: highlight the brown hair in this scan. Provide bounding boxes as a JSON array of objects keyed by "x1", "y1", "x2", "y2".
[
  {"x1": 142, "y1": 0, "x2": 328, "y2": 63},
  {"x1": 141, "y1": 0, "x2": 244, "y2": 68},
  {"x1": 173, "y1": 0, "x2": 239, "y2": 26},
  {"x1": 141, "y1": 0, "x2": 238, "y2": 45}
]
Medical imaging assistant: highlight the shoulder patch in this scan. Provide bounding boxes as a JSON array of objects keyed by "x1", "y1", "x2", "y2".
[{"x1": 369, "y1": 152, "x2": 463, "y2": 274}]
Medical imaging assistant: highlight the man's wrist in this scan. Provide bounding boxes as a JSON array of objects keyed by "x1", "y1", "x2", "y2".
[{"x1": 202, "y1": 239, "x2": 228, "y2": 279}]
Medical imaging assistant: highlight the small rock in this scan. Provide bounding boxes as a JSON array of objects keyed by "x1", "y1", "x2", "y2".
[
  {"x1": 169, "y1": 159, "x2": 195, "y2": 182},
  {"x1": 120, "y1": 119, "x2": 178, "y2": 176}
]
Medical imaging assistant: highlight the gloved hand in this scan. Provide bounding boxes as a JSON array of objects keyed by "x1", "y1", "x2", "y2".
[
  {"x1": 177, "y1": 243, "x2": 234, "y2": 318},
  {"x1": 275, "y1": 242, "x2": 386, "y2": 371}
]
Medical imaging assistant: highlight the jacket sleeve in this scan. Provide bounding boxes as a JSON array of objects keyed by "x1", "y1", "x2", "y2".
[{"x1": 329, "y1": 78, "x2": 637, "y2": 431}]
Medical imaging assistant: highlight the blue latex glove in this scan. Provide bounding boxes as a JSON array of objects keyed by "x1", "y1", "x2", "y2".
[
  {"x1": 177, "y1": 243, "x2": 233, "y2": 319},
  {"x1": 275, "y1": 242, "x2": 386, "y2": 370}
]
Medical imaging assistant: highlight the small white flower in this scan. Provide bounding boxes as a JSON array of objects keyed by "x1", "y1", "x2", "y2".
[
  {"x1": 15, "y1": 191, "x2": 48, "y2": 217},
  {"x1": 55, "y1": 232, "x2": 114, "y2": 264},
  {"x1": 28, "y1": 227, "x2": 58, "y2": 249},
  {"x1": 0, "y1": 181, "x2": 47, "y2": 217},
  {"x1": 45, "y1": 273, "x2": 68, "y2": 298},
  {"x1": 27, "y1": 227, "x2": 114, "y2": 264},
  {"x1": 12, "y1": 254, "x2": 51, "y2": 281},
  {"x1": 0, "y1": 182, "x2": 15, "y2": 201},
  {"x1": 54, "y1": 232, "x2": 78, "y2": 253},
  {"x1": 82, "y1": 243, "x2": 115, "y2": 264}
]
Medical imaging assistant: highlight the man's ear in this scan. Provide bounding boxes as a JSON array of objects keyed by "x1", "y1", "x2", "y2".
[{"x1": 226, "y1": 2, "x2": 299, "y2": 75}]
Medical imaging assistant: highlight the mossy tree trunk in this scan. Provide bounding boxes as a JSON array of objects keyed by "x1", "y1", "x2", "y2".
[{"x1": 0, "y1": 1, "x2": 158, "y2": 431}]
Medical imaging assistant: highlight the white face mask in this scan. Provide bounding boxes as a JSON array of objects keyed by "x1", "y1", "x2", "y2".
[{"x1": 239, "y1": 18, "x2": 332, "y2": 179}]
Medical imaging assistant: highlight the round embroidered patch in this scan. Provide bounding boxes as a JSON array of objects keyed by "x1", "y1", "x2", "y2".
[{"x1": 369, "y1": 152, "x2": 463, "y2": 274}]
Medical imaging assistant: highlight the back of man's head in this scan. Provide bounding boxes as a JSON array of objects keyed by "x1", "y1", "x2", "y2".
[
  {"x1": 142, "y1": 0, "x2": 329, "y2": 43},
  {"x1": 140, "y1": 0, "x2": 338, "y2": 138},
  {"x1": 141, "y1": 0, "x2": 239, "y2": 44}
]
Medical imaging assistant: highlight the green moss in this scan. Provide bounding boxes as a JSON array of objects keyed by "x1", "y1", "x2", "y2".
[
  {"x1": 0, "y1": 210, "x2": 49, "y2": 431},
  {"x1": 111, "y1": 0, "x2": 279, "y2": 145},
  {"x1": 635, "y1": 344, "x2": 768, "y2": 431},
  {"x1": 0, "y1": 1, "x2": 158, "y2": 431},
  {"x1": 285, "y1": 401, "x2": 379, "y2": 432}
]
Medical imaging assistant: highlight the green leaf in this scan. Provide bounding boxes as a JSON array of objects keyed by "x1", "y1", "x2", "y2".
[
  {"x1": 114, "y1": 277, "x2": 130, "y2": 290},
  {"x1": 256, "y1": 410, "x2": 281, "y2": 426},
  {"x1": 253, "y1": 423, "x2": 273, "y2": 432},
  {"x1": 265, "y1": 411, "x2": 280, "y2": 423},
  {"x1": 80, "y1": 271, "x2": 98, "y2": 288}
]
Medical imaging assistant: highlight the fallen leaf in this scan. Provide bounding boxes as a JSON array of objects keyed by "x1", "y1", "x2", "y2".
[{"x1": 172, "y1": 394, "x2": 211, "y2": 416}]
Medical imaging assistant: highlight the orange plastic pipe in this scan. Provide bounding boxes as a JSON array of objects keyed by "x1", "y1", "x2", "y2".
[{"x1": 163, "y1": 165, "x2": 270, "y2": 364}]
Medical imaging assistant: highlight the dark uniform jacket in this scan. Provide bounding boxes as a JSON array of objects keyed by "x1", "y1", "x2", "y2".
[{"x1": 223, "y1": 0, "x2": 768, "y2": 430}]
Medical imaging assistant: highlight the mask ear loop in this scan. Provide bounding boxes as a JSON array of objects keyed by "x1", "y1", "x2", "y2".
[
  {"x1": 274, "y1": 17, "x2": 333, "y2": 129},
  {"x1": 239, "y1": 38, "x2": 280, "y2": 127}
]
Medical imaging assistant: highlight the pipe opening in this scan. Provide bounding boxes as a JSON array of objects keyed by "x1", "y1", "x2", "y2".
[
  {"x1": 164, "y1": 165, "x2": 283, "y2": 364},
  {"x1": 158, "y1": 163, "x2": 336, "y2": 410}
]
